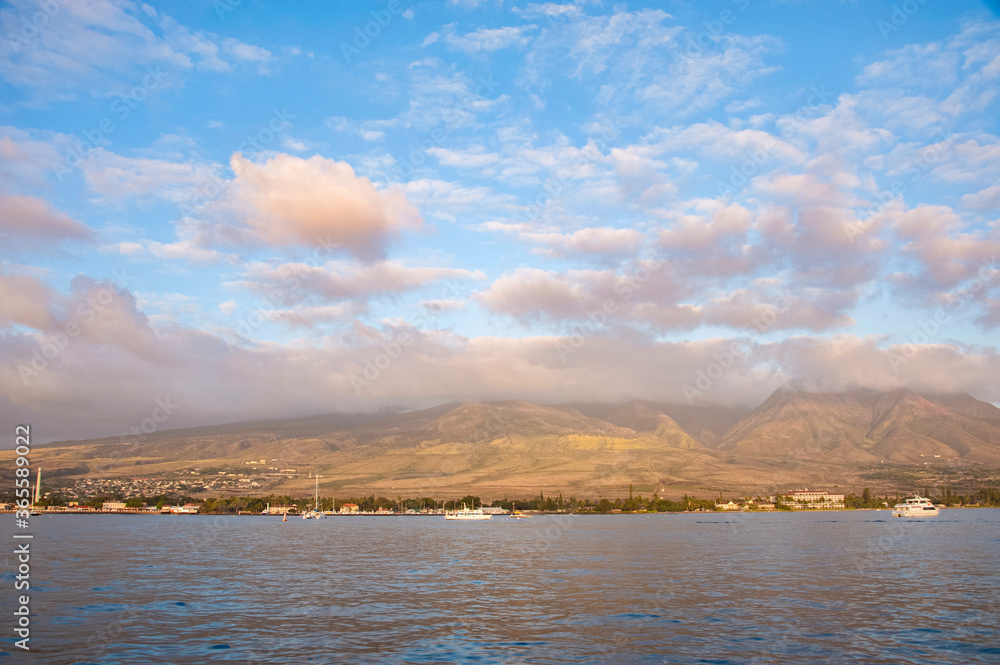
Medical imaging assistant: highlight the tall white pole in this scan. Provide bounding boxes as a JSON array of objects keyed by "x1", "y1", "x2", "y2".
[{"x1": 34, "y1": 468, "x2": 41, "y2": 505}]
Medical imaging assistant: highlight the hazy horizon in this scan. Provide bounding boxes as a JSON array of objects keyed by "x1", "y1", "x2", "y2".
[{"x1": 3, "y1": 1, "x2": 1000, "y2": 443}]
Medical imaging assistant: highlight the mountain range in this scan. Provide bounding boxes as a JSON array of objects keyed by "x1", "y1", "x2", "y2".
[{"x1": 8, "y1": 386, "x2": 1000, "y2": 499}]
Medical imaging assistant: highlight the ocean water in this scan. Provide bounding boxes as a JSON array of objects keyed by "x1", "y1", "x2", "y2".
[{"x1": 2, "y1": 509, "x2": 998, "y2": 664}]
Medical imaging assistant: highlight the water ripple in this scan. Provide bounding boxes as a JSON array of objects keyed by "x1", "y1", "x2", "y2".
[{"x1": 7, "y1": 510, "x2": 998, "y2": 664}]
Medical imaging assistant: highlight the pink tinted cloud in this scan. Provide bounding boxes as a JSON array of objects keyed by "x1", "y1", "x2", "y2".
[
  {"x1": 0, "y1": 194, "x2": 96, "y2": 251},
  {"x1": 4, "y1": 318, "x2": 1000, "y2": 444},
  {"x1": 0, "y1": 272, "x2": 55, "y2": 330},
  {"x1": 751, "y1": 173, "x2": 865, "y2": 208},
  {"x1": 658, "y1": 203, "x2": 752, "y2": 251},
  {"x1": 234, "y1": 260, "x2": 482, "y2": 305},
  {"x1": 486, "y1": 223, "x2": 645, "y2": 257},
  {"x1": 223, "y1": 153, "x2": 423, "y2": 260},
  {"x1": 892, "y1": 205, "x2": 1000, "y2": 289}
]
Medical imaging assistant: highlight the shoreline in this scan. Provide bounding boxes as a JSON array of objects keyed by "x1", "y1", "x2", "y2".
[{"x1": 3, "y1": 506, "x2": 990, "y2": 516}]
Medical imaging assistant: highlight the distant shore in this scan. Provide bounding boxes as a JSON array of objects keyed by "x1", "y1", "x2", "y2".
[{"x1": 4, "y1": 506, "x2": 990, "y2": 516}]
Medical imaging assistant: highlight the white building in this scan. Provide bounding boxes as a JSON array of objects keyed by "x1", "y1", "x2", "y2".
[
  {"x1": 778, "y1": 490, "x2": 845, "y2": 510},
  {"x1": 263, "y1": 505, "x2": 298, "y2": 515}
]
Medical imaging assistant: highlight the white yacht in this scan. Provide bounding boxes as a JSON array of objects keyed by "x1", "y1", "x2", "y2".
[
  {"x1": 445, "y1": 504, "x2": 492, "y2": 520},
  {"x1": 891, "y1": 496, "x2": 939, "y2": 517}
]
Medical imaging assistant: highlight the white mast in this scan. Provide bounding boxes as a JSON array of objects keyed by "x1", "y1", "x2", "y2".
[{"x1": 33, "y1": 468, "x2": 41, "y2": 505}]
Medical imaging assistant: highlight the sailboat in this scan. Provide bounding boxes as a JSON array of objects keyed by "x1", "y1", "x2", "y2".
[
  {"x1": 303, "y1": 474, "x2": 325, "y2": 519},
  {"x1": 30, "y1": 468, "x2": 42, "y2": 516}
]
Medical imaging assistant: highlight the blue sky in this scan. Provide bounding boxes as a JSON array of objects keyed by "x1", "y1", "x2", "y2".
[{"x1": 1, "y1": 0, "x2": 999, "y2": 442}]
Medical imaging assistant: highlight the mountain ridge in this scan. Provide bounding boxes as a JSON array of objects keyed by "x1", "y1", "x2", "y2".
[{"x1": 9, "y1": 387, "x2": 1000, "y2": 498}]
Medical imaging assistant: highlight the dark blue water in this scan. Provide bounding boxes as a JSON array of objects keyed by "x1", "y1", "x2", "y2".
[{"x1": 2, "y1": 510, "x2": 998, "y2": 664}]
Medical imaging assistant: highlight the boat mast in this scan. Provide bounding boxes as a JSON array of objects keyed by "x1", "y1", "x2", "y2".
[{"x1": 33, "y1": 468, "x2": 41, "y2": 505}]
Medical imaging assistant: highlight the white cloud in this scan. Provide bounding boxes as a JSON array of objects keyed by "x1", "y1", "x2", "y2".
[
  {"x1": 646, "y1": 121, "x2": 805, "y2": 164},
  {"x1": 222, "y1": 37, "x2": 272, "y2": 67},
  {"x1": 963, "y1": 184, "x2": 1000, "y2": 210},
  {"x1": 725, "y1": 98, "x2": 762, "y2": 113},
  {"x1": 513, "y1": 4, "x2": 584, "y2": 20},
  {"x1": 132, "y1": 238, "x2": 230, "y2": 265},
  {"x1": 856, "y1": 43, "x2": 960, "y2": 90},
  {"x1": 856, "y1": 20, "x2": 1000, "y2": 121},
  {"x1": 484, "y1": 222, "x2": 645, "y2": 257},
  {"x1": 638, "y1": 34, "x2": 782, "y2": 117},
  {"x1": 398, "y1": 178, "x2": 516, "y2": 221},
  {"x1": 0, "y1": 0, "x2": 272, "y2": 99},
  {"x1": 326, "y1": 116, "x2": 385, "y2": 142},
  {"x1": 444, "y1": 25, "x2": 531, "y2": 53},
  {"x1": 428, "y1": 145, "x2": 499, "y2": 168},
  {"x1": 81, "y1": 148, "x2": 222, "y2": 203},
  {"x1": 0, "y1": 126, "x2": 64, "y2": 188},
  {"x1": 282, "y1": 137, "x2": 309, "y2": 152}
]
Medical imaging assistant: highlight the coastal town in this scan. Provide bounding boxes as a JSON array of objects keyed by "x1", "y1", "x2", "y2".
[
  {"x1": 5, "y1": 464, "x2": 995, "y2": 516},
  {"x1": 3, "y1": 485, "x2": 957, "y2": 515}
]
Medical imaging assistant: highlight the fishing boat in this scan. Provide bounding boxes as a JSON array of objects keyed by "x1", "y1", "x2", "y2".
[
  {"x1": 445, "y1": 504, "x2": 492, "y2": 520},
  {"x1": 891, "y1": 496, "x2": 939, "y2": 517}
]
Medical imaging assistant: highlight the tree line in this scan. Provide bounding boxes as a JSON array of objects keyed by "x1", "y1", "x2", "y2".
[{"x1": 10, "y1": 486, "x2": 1000, "y2": 513}]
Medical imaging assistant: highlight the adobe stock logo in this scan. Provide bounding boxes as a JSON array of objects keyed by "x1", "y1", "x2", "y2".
[
  {"x1": 5, "y1": 0, "x2": 68, "y2": 53},
  {"x1": 350, "y1": 281, "x2": 463, "y2": 395},
  {"x1": 349, "y1": 332, "x2": 414, "y2": 395},
  {"x1": 681, "y1": 293, "x2": 792, "y2": 404},
  {"x1": 340, "y1": 1, "x2": 406, "y2": 62},
  {"x1": 120, "y1": 398, "x2": 179, "y2": 440},
  {"x1": 877, "y1": 0, "x2": 932, "y2": 40},
  {"x1": 54, "y1": 67, "x2": 170, "y2": 182},
  {"x1": 18, "y1": 269, "x2": 132, "y2": 385}
]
